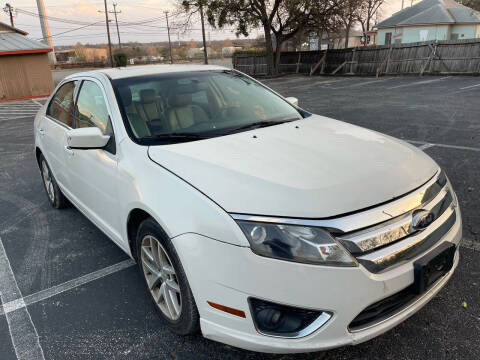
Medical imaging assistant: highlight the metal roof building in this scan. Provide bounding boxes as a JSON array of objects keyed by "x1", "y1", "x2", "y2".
[
  {"x1": 376, "y1": 0, "x2": 480, "y2": 45},
  {"x1": 0, "y1": 22, "x2": 54, "y2": 101}
]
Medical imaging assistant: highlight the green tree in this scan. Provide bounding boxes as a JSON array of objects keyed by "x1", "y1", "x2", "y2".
[{"x1": 206, "y1": 0, "x2": 340, "y2": 74}]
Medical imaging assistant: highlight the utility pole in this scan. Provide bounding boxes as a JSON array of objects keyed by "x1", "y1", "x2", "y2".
[
  {"x1": 164, "y1": 11, "x2": 173, "y2": 64},
  {"x1": 3, "y1": 3, "x2": 14, "y2": 27},
  {"x1": 36, "y1": 0, "x2": 56, "y2": 64},
  {"x1": 111, "y1": 3, "x2": 122, "y2": 49},
  {"x1": 199, "y1": 5, "x2": 208, "y2": 65},
  {"x1": 103, "y1": 0, "x2": 114, "y2": 67}
]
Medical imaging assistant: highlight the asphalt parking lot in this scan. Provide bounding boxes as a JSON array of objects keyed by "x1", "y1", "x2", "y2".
[{"x1": 0, "y1": 75, "x2": 479, "y2": 360}]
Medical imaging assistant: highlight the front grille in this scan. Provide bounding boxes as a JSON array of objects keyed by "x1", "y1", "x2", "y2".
[{"x1": 336, "y1": 171, "x2": 457, "y2": 273}]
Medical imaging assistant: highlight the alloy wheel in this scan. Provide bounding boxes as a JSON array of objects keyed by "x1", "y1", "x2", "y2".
[
  {"x1": 141, "y1": 235, "x2": 182, "y2": 320},
  {"x1": 41, "y1": 160, "x2": 55, "y2": 203}
]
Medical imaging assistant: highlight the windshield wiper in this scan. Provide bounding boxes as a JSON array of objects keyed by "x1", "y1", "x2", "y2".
[
  {"x1": 225, "y1": 118, "x2": 298, "y2": 133},
  {"x1": 143, "y1": 133, "x2": 209, "y2": 141}
]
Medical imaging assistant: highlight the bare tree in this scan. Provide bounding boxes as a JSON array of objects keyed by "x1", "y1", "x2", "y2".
[
  {"x1": 337, "y1": 0, "x2": 363, "y2": 48},
  {"x1": 356, "y1": 0, "x2": 385, "y2": 44},
  {"x1": 179, "y1": 0, "x2": 209, "y2": 64}
]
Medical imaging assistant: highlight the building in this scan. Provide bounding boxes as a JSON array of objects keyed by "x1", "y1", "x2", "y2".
[
  {"x1": 376, "y1": 0, "x2": 480, "y2": 45},
  {"x1": 0, "y1": 22, "x2": 54, "y2": 101},
  {"x1": 366, "y1": 29, "x2": 378, "y2": 45},
  {"x1": 55, "y1": 47, "x2": 108, "y2": 63},
  {"x1": 186, "y1": 47, "x2": 215, "y2": 59}
]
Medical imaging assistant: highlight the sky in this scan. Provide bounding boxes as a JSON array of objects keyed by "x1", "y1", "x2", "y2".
[{"x1": 0, "y1": 0, "x2": 412, "y2": 46}]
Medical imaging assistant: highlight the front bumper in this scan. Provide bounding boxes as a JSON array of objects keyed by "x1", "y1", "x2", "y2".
[{"x1": 171, "y1": 209, "x2": 462, "y2": 354}]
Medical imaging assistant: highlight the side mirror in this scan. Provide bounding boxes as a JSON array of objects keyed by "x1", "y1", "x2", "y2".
[
  {"x1": 285, "y1": 97, "x2": 299, "y2": 106},
  {"x1": 67, "y1": 127, "x2": 110, "y2": 150}
]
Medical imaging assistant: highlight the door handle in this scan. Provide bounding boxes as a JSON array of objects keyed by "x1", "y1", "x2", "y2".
[
  {"x1": 64, "y1": 146, "x2": 74, "y2": 156},
  {"x1": 38, "y1": 128, "x2": 45, "y2": 136}
]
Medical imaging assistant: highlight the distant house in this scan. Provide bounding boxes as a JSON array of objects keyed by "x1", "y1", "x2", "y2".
[
  {"x1": 0, "y1": 22, "x2": 54, "y2": 101},
  {"x1": 186, "y1": 47, "x2": 214, "y2": 59},
  {"x1": 376, "y1": 0, "x2": 480, "y2": 45},
  {"x1": 319, "y1": 30, "x2": 364, "y2": 49}
]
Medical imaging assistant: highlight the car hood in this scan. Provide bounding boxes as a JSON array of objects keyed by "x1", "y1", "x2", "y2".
[{"x1": 148, "y1": 115, "x2": 438, "y2": 218}]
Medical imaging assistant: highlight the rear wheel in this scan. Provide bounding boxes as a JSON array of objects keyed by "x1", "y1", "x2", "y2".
[
  {"x1": 39, "y1": 154, "x2": 69, "y2": 209},
  {"x1": 136, "y1": 218, "x2": 199, "y2": 335}
]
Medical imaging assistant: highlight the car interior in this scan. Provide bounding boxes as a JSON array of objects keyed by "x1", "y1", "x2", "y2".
[{"x1": 118, "y1": 79, "x2": 215, "y2": 138}]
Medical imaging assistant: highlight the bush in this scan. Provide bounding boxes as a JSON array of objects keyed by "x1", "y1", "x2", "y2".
[{"x1": 114, "y1": 53, "x2": 127, "y2": 67}]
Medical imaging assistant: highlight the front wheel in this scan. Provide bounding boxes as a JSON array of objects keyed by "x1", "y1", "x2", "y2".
[
  {"x1": 39, "y1": 154, "x2": 69, "y2": 209},
  {"x1": 136, "y1": 218, "x2": 199, "y2": 335}
]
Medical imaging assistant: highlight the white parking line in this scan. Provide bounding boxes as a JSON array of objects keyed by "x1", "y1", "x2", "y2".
[
  {"x1": 459, "y1": 83, "x2": 480, "y2": 90},
  {"x1": 419, "y1": 143, "x2": 435, "y2": 150},
  {"x1": 0, "y1": 237, "x2": 45, "y2": 360},
  {"x1": 408, "y1": 140, "x2": 480, "y2": 152},
  {"x1": 388, "y1": 77, "x2": 450, "y2": 89},
  {"x1": 0, "y1": 258, "x2": 136, "y2": 316},
  {"x1": 332, "y1": 78, "x2": 392, "y2": 89},
  {"x1": 31, "y1": 100, "x2": 44, "y2": 106}
]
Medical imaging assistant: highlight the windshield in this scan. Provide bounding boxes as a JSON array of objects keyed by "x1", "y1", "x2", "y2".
[{"x1": 112, "y1": 70, "x2": 303, "y2": 144}]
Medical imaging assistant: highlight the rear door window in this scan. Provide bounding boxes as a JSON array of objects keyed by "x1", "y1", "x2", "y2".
[{"x1": 47, "y1": 81, "x2": 78, "y2": 127}]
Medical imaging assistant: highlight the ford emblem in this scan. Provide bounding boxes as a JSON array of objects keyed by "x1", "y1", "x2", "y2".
[{"x1": 411, "y1": 210, "x2": 435, "y2": 230}]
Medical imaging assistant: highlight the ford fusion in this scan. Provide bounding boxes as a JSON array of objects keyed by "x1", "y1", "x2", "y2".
[{"x1": 34, "y1": 65, "x2": 461, "y2": 353}]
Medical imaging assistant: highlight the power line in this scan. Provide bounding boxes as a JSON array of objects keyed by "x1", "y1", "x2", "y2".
[{"x1": 35, "y1": 21, "x2": 105, "y2": 41}]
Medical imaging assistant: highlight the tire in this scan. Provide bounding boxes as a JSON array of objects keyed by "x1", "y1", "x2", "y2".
[
  {"x1": 39, "y1": 154, "x2": 69, "y2": 209},
  {"x1": 136, "y1": 218, "x2": 200, "y2": 335}
]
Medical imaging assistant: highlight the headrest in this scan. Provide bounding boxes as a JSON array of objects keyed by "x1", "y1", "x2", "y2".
[
  {"x1": 118, "y1": 87, "x2": 132, "y2": 107},
  {"x1": 140, "y1": 89, "x2": 157, "y2": 104},
  {"x1": 169, "y1": 92, "x2": 192, "y2": 108}
]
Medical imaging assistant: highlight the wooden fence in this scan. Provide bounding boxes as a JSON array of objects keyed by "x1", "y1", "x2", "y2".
[{"x1": 233, "y1": 38, "x2": 480, "y2": 76}]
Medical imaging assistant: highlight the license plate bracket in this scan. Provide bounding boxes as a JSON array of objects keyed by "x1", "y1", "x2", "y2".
[{"x1": 413, "y1": 242, "x2": 456, "y2": 295}]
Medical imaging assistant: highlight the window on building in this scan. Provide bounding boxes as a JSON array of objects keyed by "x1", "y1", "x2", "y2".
[{"x1": 385, "y1": 32, "x2": 392, "y2": 45}]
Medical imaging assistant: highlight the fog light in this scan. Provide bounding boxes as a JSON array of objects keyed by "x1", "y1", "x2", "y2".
[{"x1": 249, "y1": 298, "x2": 331, "y2": 338}]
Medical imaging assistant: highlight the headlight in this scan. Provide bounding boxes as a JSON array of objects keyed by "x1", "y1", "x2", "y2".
[{"x1": 236, "y1": 221, "x2": 357, "y2": 266}]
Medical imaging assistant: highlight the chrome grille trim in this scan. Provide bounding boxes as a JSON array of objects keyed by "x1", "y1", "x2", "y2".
[
  {"x1": 356, "y1": 208, "x2": 456, "y2": 273},
  {"x1": 337, "y1": 184, "x2": 452, "y2": 255}
]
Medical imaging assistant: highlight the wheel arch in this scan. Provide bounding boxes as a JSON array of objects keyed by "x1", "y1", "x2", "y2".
[
  {"x1": 35, "y1": 147, "x2": 42, "y2": 167},
  {"x1": 126, "y1": 208, "x2": 157, "y2": 260}
]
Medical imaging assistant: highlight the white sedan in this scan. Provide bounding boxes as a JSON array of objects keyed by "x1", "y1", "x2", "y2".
[{"x1": 34, "y1": 65, "x2": 462, "y2": 353}]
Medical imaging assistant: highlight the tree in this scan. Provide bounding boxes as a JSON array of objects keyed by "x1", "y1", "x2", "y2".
[
  {"x1": 179, "y1": 0, "x2": 210, "y2": 64},
  {"x1": 186, "y1": 39, "x2": 198, "y2": 48},
  {"x1": 208, "y1": 0, "x2": 337, "y2": 74},
  {"x1": 337, "y1": 0, "x2": 363, "y2": 48},
  {"x1": 356, "y1": 0, "x2": 385, "y2": 44},
  {"x1": 458, "y1": 0, "x2": 480, "y2": 11},
  {"x1": 73, "y1": 42, "x2": 87, "y2": 62}
]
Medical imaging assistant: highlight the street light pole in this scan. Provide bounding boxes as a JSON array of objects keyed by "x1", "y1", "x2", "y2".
[
  {"x1": 165, "y1": 11, "x2": 173, "y2": 64},
  {"x1": 103, "y1": 0, "x2": 114, "y2": 67}
]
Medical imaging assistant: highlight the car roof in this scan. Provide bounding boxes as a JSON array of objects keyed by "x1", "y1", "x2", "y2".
[{"x1": 67, "y1": 64, "x2": 230, "y2": 81}]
